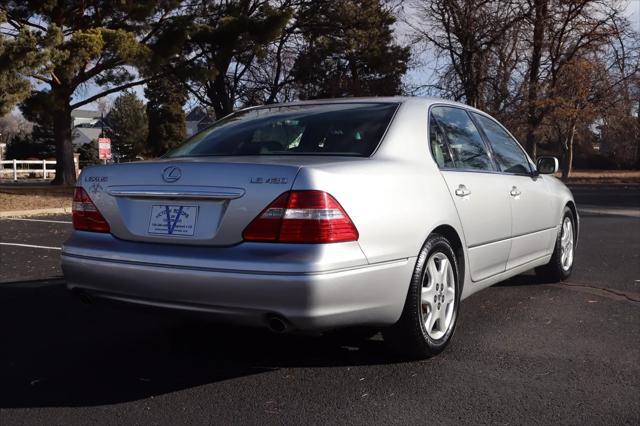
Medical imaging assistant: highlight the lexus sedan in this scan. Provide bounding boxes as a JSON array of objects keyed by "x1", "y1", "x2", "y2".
[{"x1": 62, "y1": 97, "x2": 577, "y2": 358}]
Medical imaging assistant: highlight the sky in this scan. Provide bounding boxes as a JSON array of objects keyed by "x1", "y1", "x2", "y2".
[{"x1": 630, "y1": 0, "x2": 640, "y2": 30}]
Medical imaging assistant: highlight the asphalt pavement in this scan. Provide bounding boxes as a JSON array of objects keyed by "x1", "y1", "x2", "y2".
[{"x1": 0, "y1": 186, "x2": 638, "y2": 425}]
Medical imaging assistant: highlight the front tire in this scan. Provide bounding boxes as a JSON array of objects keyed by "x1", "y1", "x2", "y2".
[
  {"x1": 536, "y1": 207, "x2": 575, "y2": 282},
  {"x1": 383, "y1": 234, "x2": 460, "y2": 359}
]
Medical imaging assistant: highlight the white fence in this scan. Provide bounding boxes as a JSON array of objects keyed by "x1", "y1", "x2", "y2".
[{"x1": 0, "y1": 158, "x2": 79, "y2": 181}]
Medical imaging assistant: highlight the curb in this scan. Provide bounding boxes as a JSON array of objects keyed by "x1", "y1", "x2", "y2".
[
  {"x1": 578, "y1": 206, "x2": 640, "y2": 218},
  {"x1": 0, "y1": 207, "x2": 72, "y2": 218}
]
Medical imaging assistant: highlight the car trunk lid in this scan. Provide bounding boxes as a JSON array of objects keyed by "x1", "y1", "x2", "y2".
[{"x1": 79, "y1": 159, "x2": 300, "y2": 246}]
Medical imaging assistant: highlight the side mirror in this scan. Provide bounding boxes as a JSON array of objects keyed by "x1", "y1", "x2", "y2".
[{"x1": 536, "y1": 156, "x2": 559, "y2": 175}]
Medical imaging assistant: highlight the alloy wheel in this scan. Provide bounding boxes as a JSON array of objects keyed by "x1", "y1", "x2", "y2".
[
  {"x1": 421, "y1": 252, "x2": 456, "y2": 340},
  {"x1": 560, "y1": 216, "x2": 574, "y2": 271}
]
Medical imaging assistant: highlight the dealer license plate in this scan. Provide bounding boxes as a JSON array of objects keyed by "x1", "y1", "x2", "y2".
[{"x1": 148, "y1": 205, "x2": 198, "y2": 236}]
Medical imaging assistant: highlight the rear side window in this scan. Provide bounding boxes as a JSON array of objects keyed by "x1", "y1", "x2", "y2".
[
  {"x1": 472, "y1": 113, "x2": 531, "y2": 174},
  {"x1": 430, "y1": 106, "x2": 494, "y2": 171},
  {"x1": 166, "y1": 103, "x2": 398, "y2": 158},
  {"x1": 429, "y1": 113, "x2": 454, "y2": 168}
]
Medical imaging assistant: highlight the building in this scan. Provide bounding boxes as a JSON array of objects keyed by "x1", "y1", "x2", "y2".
[
  {"x1": 73, "y1": 126, "x2": 103, "y2": 146},
  {"x1": 71, "y1": 110, "x2": 105, "y2": 147},
  {"x1": 185, "y1": 107, "x2": 215, "y2": 137}
]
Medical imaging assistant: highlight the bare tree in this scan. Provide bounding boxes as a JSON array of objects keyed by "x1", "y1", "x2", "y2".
[
  {"x1": 0, "y1": 113, "x2": 32, "y2": 146},
  {"x1": 408, "y1": 0, "x2": 528, "y2": 109},
  {"x1": 405, "y1": 0, "x2": 639, "y2": 176},
  {"x1": 239, "y1": 2, "x2": 305, "y2": 106},
  {"x1": 524, "y1": 0, "x2": 624, "y2": 159}
]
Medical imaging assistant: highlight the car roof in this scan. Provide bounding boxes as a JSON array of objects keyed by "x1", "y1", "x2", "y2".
[{"x1": 238, "y1": 96, "x2": 476, "y2": 112}]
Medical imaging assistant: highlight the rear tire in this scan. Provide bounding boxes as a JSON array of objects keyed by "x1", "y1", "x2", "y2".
[
  {"x1": 383, "y1": 234, "x2": 460, "y2": 359},
  {"x1": 535, "y1": 207, "x2": 575, "y2": 282}
]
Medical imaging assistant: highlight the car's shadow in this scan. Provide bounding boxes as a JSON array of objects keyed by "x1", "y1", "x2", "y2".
[
  {"x1": 495, "y1": 271, "x2": 549, "y2": 287},
  {"x1": 0, "y1": 280, "x2": 403, "y2": 408}
]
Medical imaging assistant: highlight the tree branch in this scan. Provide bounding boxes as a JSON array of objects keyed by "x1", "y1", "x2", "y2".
[
  {"x1": 71, "y1": 78, "x2": 152, "y2": 109},
  {"x1": 0, "y1": 9, "x2": 48, "y2": 33},
  {"x1": 28, "y1": 74, "x2": 53, "y2": 84},
  {"x1": 184, "y1": 83, "x2": 214, "y2": 108}
]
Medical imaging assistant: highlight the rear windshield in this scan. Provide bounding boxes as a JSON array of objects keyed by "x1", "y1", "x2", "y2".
[{"x1": 165, "y1": 102, "x2": 398, "y2": 158}]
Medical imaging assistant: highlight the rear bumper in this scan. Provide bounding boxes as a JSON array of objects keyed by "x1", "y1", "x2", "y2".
[{"x1": 62, "y1": 232, "x2": 414, "y2": 330}]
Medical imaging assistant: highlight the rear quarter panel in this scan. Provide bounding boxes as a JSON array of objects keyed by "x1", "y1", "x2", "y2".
[{"x1": 291, "y1": 101, "x2": 467, "y2": 277}]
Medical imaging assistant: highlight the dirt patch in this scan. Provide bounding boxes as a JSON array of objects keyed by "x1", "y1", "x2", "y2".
[{"x1": 0, "y1": 193, "x2": 71, "y2": 212}]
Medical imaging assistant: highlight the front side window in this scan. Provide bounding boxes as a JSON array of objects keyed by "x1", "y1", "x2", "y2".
[
  {"x1": 166, "y1": 103, "x2": 398, "y2": 158},
  {"x1": 472, "y1": 113, "x2": 531, "y2": 174},
  {"x1": 431, "y1": 106, "x2": 494, "y2": 171},
  {"x1": 429, "y1": 113, "x2": 454, "y2": 168}
]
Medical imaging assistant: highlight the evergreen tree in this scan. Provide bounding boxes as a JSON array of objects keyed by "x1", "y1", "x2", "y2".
[
  {"x1": 5, "y1": 132, "x2": 55, "y2": 160},
  {"x1": 179, "y1": 0, "x2": 290, "y2": 118},
  {"x1": 107, "y1": 92, "x2": 148, "y2": 162},
  {"x1": 145, "y1": 75, "x2": 187, "y2": 157},
  {"x1": 0, "y1": 17, "x2": 51, "y2": 115},
  {"x1": 77, "y1": 140, "x2": 100, "y2": 168},
  {"x1": 292, "y1": 0, "x2": 410, "y2": 99},
  {"x1": 0, "y1": 1, "x2": 184, "y2": 185}
]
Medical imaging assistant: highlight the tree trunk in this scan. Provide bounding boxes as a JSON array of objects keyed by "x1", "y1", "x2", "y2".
[
  {"x1": 636, "y1": 98, "x2": 640, "y2": 168},
  {"x1": 524, "y1": 0, "x2": 548, "y2": 159},
  {"x1": 51, "y1": 88, "x2": 76, "y2": 186},
  {"x1": 561, "y1": 124, "x2": 576, "y2": 180},
  {"x1": 209, "y1": 72, "x2": 234, "y2": 119}
]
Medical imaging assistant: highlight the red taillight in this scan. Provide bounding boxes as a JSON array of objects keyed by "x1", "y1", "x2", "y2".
[
  {"x1": 243, "y1": 190, "x2": 359, "y2": 243},
  {"x1": 72, "y1": 187, "x2": 110, "y2": 233}
]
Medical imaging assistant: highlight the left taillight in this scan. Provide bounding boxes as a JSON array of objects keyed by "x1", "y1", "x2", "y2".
[
  {"x1": 243, "y1": 190, "x2": 359, "y2": 243},
  {"x1": 72, "y1": 187, "x2": 110, "y2": 233}
]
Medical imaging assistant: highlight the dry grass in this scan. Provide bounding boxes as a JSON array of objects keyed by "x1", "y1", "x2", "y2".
[
  {"x1": 566, "y1": 170, "x2": 640, "y2": 178},
  {"x1": 554, "y1": 170, "x2": 640, "y2": 184},
  {"x1": 0, "y1": 192, "x2": 71, "y2": 212}
]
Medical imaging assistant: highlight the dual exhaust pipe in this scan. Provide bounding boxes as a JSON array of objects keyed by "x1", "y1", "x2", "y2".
[
  {"x1": 266, "y1": 314, "x2": 291, "y2": 333},
  {"x1": 73, "y1": 289, "x2": 94, "y2": 305}
]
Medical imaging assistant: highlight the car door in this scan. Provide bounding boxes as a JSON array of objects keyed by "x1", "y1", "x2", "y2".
[
  {"x1": 429, "y1": 106, "x2": 512, "y2": 282},
  {"x1": 471, "y1": 112, "x2": 557, "y2": 269}
]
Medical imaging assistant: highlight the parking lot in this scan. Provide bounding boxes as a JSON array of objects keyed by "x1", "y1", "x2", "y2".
[{"x1": 0, "y1": 186, "x2": 638, "y2": 425}]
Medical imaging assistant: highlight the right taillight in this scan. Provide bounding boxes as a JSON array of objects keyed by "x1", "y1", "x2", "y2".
[
  {"x1": 72, "y1": 187, "x2": 110, "y2": 233},
  {"x1": 243, "y1": 190, "x2": 359, "y2": 243}
]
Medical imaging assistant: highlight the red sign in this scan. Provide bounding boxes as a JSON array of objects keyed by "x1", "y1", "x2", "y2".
[{"x1": 98, "y1": 138, "x2": 111, "y2": 160}]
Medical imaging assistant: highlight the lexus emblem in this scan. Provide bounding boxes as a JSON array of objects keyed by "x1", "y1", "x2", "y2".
[{"x1": 162, "y1": 166, "x2": 182, "y2": 183}]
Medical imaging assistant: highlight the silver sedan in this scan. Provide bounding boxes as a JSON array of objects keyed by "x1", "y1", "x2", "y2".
[{"x1": 62, "y1": 97, "x2": 577, "y2": 358}]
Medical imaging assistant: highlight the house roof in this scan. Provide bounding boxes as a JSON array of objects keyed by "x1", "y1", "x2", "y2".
[
  {"x1": 186, "y1": 107, "x2": 213, "y2": 122},
  {"x1": 71, "y1": 109, "x2": 102, "y2": 119},
  {"x1": 75, "y1": 118, "x2": 108, "y2": 129},
  {"x1": 73, "y1": 127, "x2": 102, "y2": 145}
]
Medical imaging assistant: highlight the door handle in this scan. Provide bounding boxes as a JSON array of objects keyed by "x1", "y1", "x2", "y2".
[
  {"x1": 455, "y1": 184, "x2": 471, "y2": 197},
  {"x1": 510, "y1": 186, "x2": 521, "y2": 197}
]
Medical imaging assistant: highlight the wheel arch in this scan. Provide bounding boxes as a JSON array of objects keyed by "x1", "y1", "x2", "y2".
[
  {"x1": 565, "y1": 200, "x2": 579, "y2": 247},
  {"x1": 431, "y1": 224, "x2": 465, "y2": 295}
]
